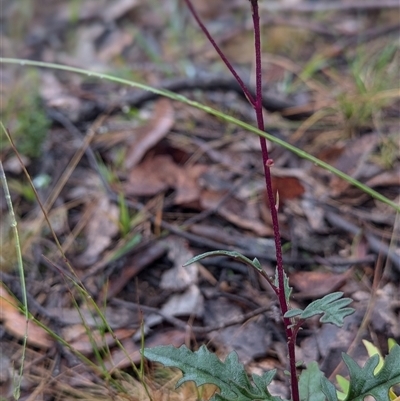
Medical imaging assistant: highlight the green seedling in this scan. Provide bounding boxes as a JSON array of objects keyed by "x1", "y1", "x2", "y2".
[{"x1": 2, "y1": 71, "x2": 50, "y2": 158}]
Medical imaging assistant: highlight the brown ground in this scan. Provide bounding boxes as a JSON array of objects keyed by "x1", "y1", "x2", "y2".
[{"x1": 0, "y1": 1, "x2": 399, "y2": 399}]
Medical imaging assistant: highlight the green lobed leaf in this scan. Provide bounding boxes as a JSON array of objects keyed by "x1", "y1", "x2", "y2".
[
  {"x1": 143, "y1": 345, "x2": 284, "y2": 401},
  {"x1": 299, "y1": 362, "x2": 327, "y2": 401},
  {"x1": 284, "y1": 292, "x2": 354, "y2": 327},
  {"x1": 321, "y1": 344, "x2": 400, "y2": 401}
]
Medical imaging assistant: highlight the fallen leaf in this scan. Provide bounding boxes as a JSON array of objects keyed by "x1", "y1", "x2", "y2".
[
  {"x1": 190, "y1": 0, "x2": 228, "y2": 19},
  {"x1": 105, "y1": 330, "x2": 186, "y2": 370},
  {"x1": 75, "y1": 197, "x2": 120, "y2": 267},
  {"x1": 0, "y1": 284, "x2": 52, "y2": 349},
  {"x1": 290, "y1": 271, "x2": 349, "y2": 299},
  {"x1": 68, "y1": 328, "x2": 136, "y2": 355},
  {"x1": 0, "y1": 353, "x2": 11, "y2": 399},
  {"x1": 161, "y1": 285, "x2": 204, "y2": 318},
  {"x1": 98, "y1": 29, "x2": 134, "y2": 62},
  {"x1": 204, "y1": 298, "x2": 271, "y2": 364},
  {"x1": 200, "y1": 189, "x2": 271, "y2": 236},
  {"x1": 160, "y1": 237, "x2": 199, "y2": 291},
  {"x1": 370, "y1": 283, "x2": 400, "y2": 337},
  {"x1": 268, "y1": 175, "x2": 305, "y2": 206},
  {"x1": 125, "y1": 154, "x2": 206, "y2": 204},
  {"x1": 101, "y1": 0, "x2": 140, "y2": 22},
  {"x1": 125, "y1": 99, "x2": 175, "y2": 169},
  {"x1": 46, "y1": 306, "x2": 140, "y2": 329},
  {"x1": 365, "y1": 168, "x2": 400, "y2": 188},
  {"x1": 329, "y1": 133, "x2": 378, "y2": 197},
  {"x1": 40, "y1": 73, "x2": 82, "y2": 122}
]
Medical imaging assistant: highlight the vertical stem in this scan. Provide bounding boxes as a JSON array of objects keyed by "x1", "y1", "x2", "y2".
[
  {"x1": 184, "y1": 0, "x2": 255, "y2": 106},
  {"x1": 184, "y1": 1, "x2": 299, "y2": 399},
  {"x1": 249, "y1": 2, "x2": 299, "y2": 400}
]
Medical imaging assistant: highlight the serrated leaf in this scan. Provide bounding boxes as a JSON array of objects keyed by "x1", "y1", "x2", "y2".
[
  {"x1": 362, "y1": 340, "x2": 384, "y2": 374},
  {"x1": 143, "y1": 345, "x2": 284, "y2": 401},
  {"x1": 183, "y1": 250, "x2": 263, "y2": 272},
  {"x1": 292, "y1": 292, "x2": 354, "y2": 327},
  {"x1": 343, "y1": 344, "x2": 400, "y2": 400},
  {"x1": 299, "y1": 362, "x2": 326, "y2": 401},
  {"x1": 360, "y1": 340, "x2": 398, "y2": 399},
  {"x1": 321, "y1": 344, "x2": 400, "y2": 401}
]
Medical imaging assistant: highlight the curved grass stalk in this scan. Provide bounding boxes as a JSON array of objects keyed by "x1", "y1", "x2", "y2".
[
  {"x1": 0, "y1": 156, "x2": 27, "y2": 400},
  {"x1": 1, "y1": 57, "x2": 398, "y2": 213}
]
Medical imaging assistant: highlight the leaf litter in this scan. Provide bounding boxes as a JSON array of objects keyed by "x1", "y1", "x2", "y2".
[{"x1": 1, "y1": 0, "x2": 399, "y2": 399}]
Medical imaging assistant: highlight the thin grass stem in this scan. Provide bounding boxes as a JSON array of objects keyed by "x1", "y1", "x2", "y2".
[{"x1": 0, "y1": 156, "x2": 28, "y2": 400}]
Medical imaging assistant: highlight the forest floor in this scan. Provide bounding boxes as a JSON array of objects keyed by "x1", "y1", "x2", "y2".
[{"x1": 0, "y1": 1, "x2": 399, "y2": 400}]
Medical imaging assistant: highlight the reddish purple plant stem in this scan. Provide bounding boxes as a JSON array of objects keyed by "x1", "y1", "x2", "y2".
[
  {"x1": 184, "y1": 0, "x2": 301, "y2": 399},
  {"x1": 184, "y1": 0, "x2": 255, "y2": 106},
  {"x1": 249, "y1": 3, "x2": 299, "y2": 400}
]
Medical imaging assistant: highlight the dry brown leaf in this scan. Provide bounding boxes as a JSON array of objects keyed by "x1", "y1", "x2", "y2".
[
  {"x1": 0, "y1": 284, "x2": 53, "y2": 349},
  {"x1": 269, "y1": 176, "x2": 305, "y2": 206},
  {"x1": 200, "y1": 189, "x2": 270, "y2": 236},
  {"x1": 46, "y1": 306, "x2": 140, "y2": 329},
  {"x1": 105, "y1": 330, "x2": 186, "y2": 371},
  {"x1": 76, "y1": 197, "x2": 119, "y2": 267},
  {"x1": 0, "y1": 284, "x2": 18, "y2": 316},
  {"x1": 160, "y1": 236, "x2": 198, "y2": 291},
  {"x1": 125, "y1": 155, "x2": 173, "y2": 196},
  {"x1": 40, "y1": 73, "x2": 82, "y2": 121},
  {"x1": 174, "y1": 164, "x2": 207, "y2": 205},
  {"x1": 371, "y1": 283, "x2": 400, "y2": 337},
  {"x1": 290, "y1": 271, "x2": 349, "y2": 299},
  {"x1": 365, "y1": 168, "x2": 400, "y2": 187},
  {"x1": 126, "y1": 154, "x2": 206, "y2": 204},
  {"x1": 69, "y1": 328, "x2": 136, "y2": 355},
  {"x1": 329, "y1": 133, "x2": 378, "y2": 196},
  {"x1": 0, "y1": 353, "x2": 12, "y2": 399},
  {"x1": 98, "y1": 30, "x2": 134, "y2": 62},
  {"x1": 190, "y1": 0, "x2": 227, "y2": 18},
  {"x1": 3, "y1": 315, "x2": 53, "y2": 350},
  {"x1": 102, "y1": 0, "x2": 140, "y2": 22},
  {"x1": 125, "y1": 98, "x2": 175, "y2": 169}
]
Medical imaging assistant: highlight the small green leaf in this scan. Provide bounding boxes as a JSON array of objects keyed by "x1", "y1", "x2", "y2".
[
  {"x1": 284, "y1": 309, "x2": 303, "y2": 318},
  {"x1": 299, "y1": 362, "x2": 326, "y2": 401},
  {"x1": 273, "y1": 268, "x2": 292, "y2": 303},
  {"x1": 252, "y1": 257, "x2": 262, "y2": 270},
  {"x1": 336, "y1": 374, "x2": 350, "y2": 400}
]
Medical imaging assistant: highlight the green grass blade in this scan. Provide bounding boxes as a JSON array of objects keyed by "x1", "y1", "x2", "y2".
[
  {"x1": 1, "y1": 58, "x2": 398, "y2": 212},
  {"x1": 0, "y1": 155, "x2": 28, "y2": 400}
]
